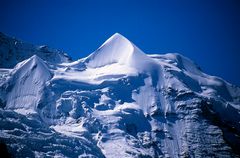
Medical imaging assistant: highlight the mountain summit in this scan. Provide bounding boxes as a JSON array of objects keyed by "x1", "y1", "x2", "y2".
[
  {"x1": 89, "y1": 33, "x2": 134, "y2": 65},
  {"x1": 86, "y1": 33, "x2": 155, "y2": 71},
  {"x1": 87, "y1": 33, "x2": 141, "y2": 67},
  {"x1": 0, "y1": 33, "x2": 240, "y2": 157}
]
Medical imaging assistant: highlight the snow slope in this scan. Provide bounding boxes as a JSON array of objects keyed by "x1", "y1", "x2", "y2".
[
  {"x1": 0, "y1": 33, "x2": 240, "y2": 158},
  {"x1": 4, "y1": 55, "x2": 52, "y2": 115}
]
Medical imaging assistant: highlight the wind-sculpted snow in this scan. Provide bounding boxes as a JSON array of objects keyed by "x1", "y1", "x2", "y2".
[{"x1": 0, "y1": 33, "x2": 240, "y2": 157}]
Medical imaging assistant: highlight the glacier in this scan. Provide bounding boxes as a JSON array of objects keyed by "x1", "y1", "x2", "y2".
[{"x1": 0, "y1": 32, "x2": 240, "y2": 158}]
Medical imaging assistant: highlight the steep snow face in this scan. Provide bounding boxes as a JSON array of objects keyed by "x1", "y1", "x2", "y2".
[
  {"x1": 4, "y1": 55, "x2": 52, "y2": 114},
  {"x1": 0, "y1": 33, "x2": 240, "y2": 158},
  {"x1": 0, "y1": 32, "x2": 72, "y2": 68}
]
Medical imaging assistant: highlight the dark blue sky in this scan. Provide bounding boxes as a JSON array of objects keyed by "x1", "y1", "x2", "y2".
[{"x1": 0, "y1": 0, "x2": 240, "y2": 86}]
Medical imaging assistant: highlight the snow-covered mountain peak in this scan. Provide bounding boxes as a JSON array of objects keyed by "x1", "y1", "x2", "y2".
[
  {"x1": 105, "y1": 32, "x2": 128, "y2": 43},
  {"x1": 13, "y1": 54, "x2": 49, "y2": 74},
  {"x1": 99, "y1": 32, "x2": 133, "y2": 52},
  {"x1": 1, "y1": 33, "x2": 240, "y2": 157},
  {"x1": 86, "y1": 33, "x2": 153, "y2": 70}
]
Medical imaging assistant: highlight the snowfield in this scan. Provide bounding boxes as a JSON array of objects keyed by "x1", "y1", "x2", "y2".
[{"x1": 0, "y1": 32, "x2": 240, "y2": 157}]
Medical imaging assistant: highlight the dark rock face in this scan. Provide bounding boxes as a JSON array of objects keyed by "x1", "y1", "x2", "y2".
[
  {"x1": 0, "y1": 32, "x2": 72, "y2": 68},
  {"x1": 0, "y1": 142, "x2": 11, "y2": 158}
]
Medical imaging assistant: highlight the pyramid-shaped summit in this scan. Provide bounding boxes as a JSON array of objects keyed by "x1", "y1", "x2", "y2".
[{"x1": 86, "y1": 33, "x2": 152, "y2": 68}]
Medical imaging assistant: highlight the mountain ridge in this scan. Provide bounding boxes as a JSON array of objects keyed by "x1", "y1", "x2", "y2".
[{"x1": 0, "y1": 32, "x2": 72, "y2": 68}]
